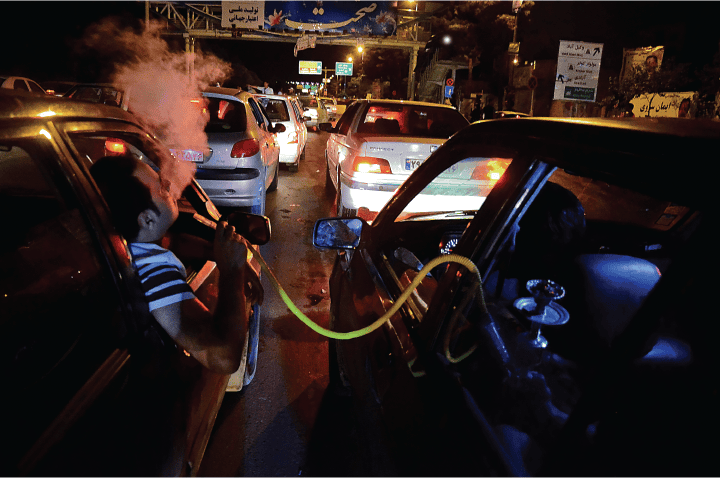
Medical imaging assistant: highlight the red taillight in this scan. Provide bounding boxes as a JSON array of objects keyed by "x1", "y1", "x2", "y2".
[
  {"x1": 104, "y1": 138, "x2": 127, "y2": 155},
  {"x1": 471, "y1": 158, "x2": 512, "y2": 181},
  {"x1": 231, "y1": 138, "x2": 260, "y2": 158},
  {"x1": 352, "y1": 156, "x2": 392, "y2": 174}
]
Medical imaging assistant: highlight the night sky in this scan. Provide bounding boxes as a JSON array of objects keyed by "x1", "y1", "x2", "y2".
[{"x1": 4, "y1": 1, "x2": 720, "y2": 90}]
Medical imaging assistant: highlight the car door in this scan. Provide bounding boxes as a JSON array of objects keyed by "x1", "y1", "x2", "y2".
[
  {"x1": 290, "y1": 98, "x2": 307, "y2": 152},
  {"x1": 247, "y1": 96, "x2": 279, "y2": 190},
  {"x1": 0, "y1": 129, "x2": 138, "y2": 476},
  {"x1": 327, "y1": 102, "x2": 363, "y2": 190}
]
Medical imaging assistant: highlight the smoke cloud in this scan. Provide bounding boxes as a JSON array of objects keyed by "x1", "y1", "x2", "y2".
[{"x1": 81, "y1": 18, "x2": 232, "y2": 199}]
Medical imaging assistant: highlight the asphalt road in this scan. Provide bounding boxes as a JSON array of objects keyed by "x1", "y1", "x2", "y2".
[{"x1": 198, "y1": 130, "x2": 360, "y2": 477}]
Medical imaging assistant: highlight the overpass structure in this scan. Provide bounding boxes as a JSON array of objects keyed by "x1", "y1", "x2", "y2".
[{"x1": 144, "y1": 2, "x2": 442, "y2": 99}]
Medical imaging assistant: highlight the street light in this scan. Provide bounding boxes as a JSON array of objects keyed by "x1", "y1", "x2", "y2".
[{"x1": 357, "y1": 46, "x2": 365, "y2": 78}]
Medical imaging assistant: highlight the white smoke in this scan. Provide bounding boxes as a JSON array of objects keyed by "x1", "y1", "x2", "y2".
[{"x1": 81, "y1": 18, "x2": 232, "y2": 199}]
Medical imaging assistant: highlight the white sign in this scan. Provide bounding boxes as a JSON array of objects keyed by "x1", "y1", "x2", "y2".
[
  {"x1": 294, "y1": 35, "x2": 317, "y2": 57},
  {"x1": 631, "y1": 91, "x2": 695, "y2": 118},
  {"x1": 554, "y1": 40, "x2": 603, "y2": 102},
  {"x1": 222, "y1": 1, "x2": 264, "y2": 29}
]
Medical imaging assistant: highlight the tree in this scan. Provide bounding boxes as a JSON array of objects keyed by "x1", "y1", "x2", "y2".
[{"x1": 427, "y1": 1, "x2": 535, "y2": 81}]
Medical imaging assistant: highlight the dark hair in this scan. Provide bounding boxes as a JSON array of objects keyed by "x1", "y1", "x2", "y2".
[
  {"x1": 521, "y1": 182, "x2": 586, "y2": 248},
  {"x1": 511, "y1": 182, "x2": 586, "y2": 282},
  {"x1": 90, "y1": 155, "x2": 158, "y2": 240}
]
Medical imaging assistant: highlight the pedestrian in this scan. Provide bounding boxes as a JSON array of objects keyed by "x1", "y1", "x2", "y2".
[
  {"x1": 90, "y1": 154, "x2": 261, "y2": 374},
  {"x1": 482, "y1": 102, "x2": 495, "y2": 120},
  {"x1": 470, "y1": 101, "x2": 482, "y2": 122},
  {"x1": 249, "y1": 81, "x2": 274, "y2": 94}
]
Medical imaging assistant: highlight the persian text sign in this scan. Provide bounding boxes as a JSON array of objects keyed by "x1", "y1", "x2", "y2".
[
  {"x1": 335, "y1": 62, "x2": 353, "y2": 76},
  {"x1": 554, "y1": 40, "x2": 603, "y2": 102},
  {"x1": 299, "y1": 60, "x2": 322, "y2": 75},
  {"x1": 630, "y1": 91, "x2": 695, "y2": 118},
  {"x1": 222, "y1": 2, "x2": 264, "y2": 29}
]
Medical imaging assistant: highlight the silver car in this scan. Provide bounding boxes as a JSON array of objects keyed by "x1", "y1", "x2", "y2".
[
  {"x1": 172, "y1": 87, "x2": 284, "y2": 215},
  {"x1": 320, "y1": 99, "x2": 470, "y2": 218},
  {"x1": 254, "y1": 93, "x2": 308, "y2": 172}
]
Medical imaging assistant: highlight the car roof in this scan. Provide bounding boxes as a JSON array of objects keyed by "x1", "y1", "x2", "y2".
[
  {"x1": 354, "y1": 98, "x2": 458, "y2": 109},
  {"x1": 203, "y1": 86, "x2": 246, "y2": 99},
  {"x1": 0, "y1": 89, "x2": 136, "y2": 122},
  {"x1": 253, "y1": 93, "x2": 291, "y2": 101},
  {"x1": 443, "y1": 117, "x2": 719, "y2": 210}
]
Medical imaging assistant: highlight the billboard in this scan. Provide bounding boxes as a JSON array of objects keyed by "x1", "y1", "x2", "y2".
[
  {"x1": 222, "y1": 2, "x2": 264, "y2": 29},
  {"x1": 553, "y1": 40, "x2": 604, "y2": 102},
  {"x1": 630, "y1": 91, "x2": 695, "y2": 118},
  {"x1": 299, "y1": 60, "x2": 322, "y2": 75},
  {"x1": 263, "y1": 1, "x2": 396, "y2": 35},
  {"x1": 620, "y1": 46, "x2": 664, "y2": 82}
]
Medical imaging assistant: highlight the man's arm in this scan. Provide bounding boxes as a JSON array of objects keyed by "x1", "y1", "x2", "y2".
[{"x1": 151, "y1": 222, "x2": 250, "y2": 374}]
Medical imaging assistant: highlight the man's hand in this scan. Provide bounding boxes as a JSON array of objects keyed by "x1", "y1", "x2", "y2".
[{"x1": 214, "y1": 221, "x2": 248, "y2": 272}]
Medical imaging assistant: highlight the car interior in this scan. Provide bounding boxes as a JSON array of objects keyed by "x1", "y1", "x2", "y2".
[{"x1": 371, "y1": 160, "x2": 703, "y2": 474}]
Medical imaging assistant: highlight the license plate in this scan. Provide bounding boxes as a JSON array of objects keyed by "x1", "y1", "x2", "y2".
[
  {"x1": 170, "y1": 149, "x2": 203, "y2": 162},
  {"x1": 405, "y1": 159, "x2": 424, "y2": 171}
]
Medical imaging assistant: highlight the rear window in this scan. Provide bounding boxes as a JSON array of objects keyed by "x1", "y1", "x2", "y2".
[
  {"x1": 204, "y1": 97, "x2": 247, "y2": 133},
  {"x1": 299, "y1": 97, "x2": 318, "y2": 108},
  {"x1": 358, "y1": 103, "x2": 469, "y2": 139},
  {"x1": 259, "y1": 99, "x2": 290, "y2": 122}
]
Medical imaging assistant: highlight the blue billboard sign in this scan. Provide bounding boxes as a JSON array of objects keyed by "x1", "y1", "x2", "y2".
[{"x1": 263, "y1": 2, "x2": 396, "y2": 35}]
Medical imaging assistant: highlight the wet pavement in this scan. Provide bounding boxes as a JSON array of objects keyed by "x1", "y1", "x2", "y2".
[{"x1": 198, "y1": 131, "x2": 359, "y2": 476}]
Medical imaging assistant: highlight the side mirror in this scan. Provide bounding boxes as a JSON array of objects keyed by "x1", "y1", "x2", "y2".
[
  {"x1": 178, "y1": 209, "x2": 271, "y2": 245},
  {"x1": 313, "y1": 217, "x2": 364, "y2": 249},
  {"x1": 318, "y1": 122, "x2": 335, "y2": 133},
  {"x1": 272, "y1": 123, "x2": 286, "y2": 134},
  {"x1": 224, "y1": 211, "x2": 272, "y2": 245}
]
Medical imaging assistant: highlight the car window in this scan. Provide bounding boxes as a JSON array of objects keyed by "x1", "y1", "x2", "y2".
[
  {"x1": 247, "y1": 97, "x2": 267, "y2": 128},
  {"x1": 14, "y1": 80, "x2": 30, "y2": 92},
  {"x1": 299, "y1": 97, "x2": 318, "y2": 108},
  {"x1": 28, "y1": 81, "x2": 45, "y2": 94},
  {"x1": 203, "y1": 97, "x2": 247, "y2": 133},
  {"x1": 337, "y1": 102, "x2": 362, "y2": 135},
  {"x1": 290, "y1": 100, "x2": 302, "y2": 121},
  {"x1": 262, "y1": 99, "x2": 290, "y2": 122},
  {"x1": 358, "y1": 103, "x2": 469, "y2": 138},
  {"x1": 0, "y1": 139, "x2": 122, "y2": 452}
]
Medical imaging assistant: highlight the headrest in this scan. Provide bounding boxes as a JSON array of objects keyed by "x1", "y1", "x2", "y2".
[
  {"x1": 574, "y1": 254, "x2": 661, "y2": 346},
  {"x1": 374, "y1": 118, "x2": 400, "y2": 134}
]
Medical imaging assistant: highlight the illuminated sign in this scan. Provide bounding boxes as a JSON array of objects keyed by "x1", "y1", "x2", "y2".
[
  {"x1": 554, "y1": 40, "x2": 603, "y2": 102},
  {"x1": 336, "y1": 62, "x2": 353, "y2": 76},
  {"x1": 299, "y1": 60, "x2": 322, "y2": 75}
]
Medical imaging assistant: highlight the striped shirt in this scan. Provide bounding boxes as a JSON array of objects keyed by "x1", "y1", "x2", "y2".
[{"x1": 129, "y1": 242, "x2": 196, "y2": 311}]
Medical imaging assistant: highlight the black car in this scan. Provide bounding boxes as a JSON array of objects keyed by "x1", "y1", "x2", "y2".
[
  {"x1": 314, "y1": 117, "x2": 719, "y2": 476},
  {"x1": 0, "y1": 90, "x2": 269, "y2": 476}
]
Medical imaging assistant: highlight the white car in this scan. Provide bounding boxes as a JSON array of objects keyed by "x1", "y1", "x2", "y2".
[
  {"x1": 254, "y1": 93, "x2": 307, "y2": 172},
  {"x1": 0, "y1": 76, "x2": 46, "y2": 96},
  {"x1": 298, "y1": 95, "x2": 328, "y2": 131},
  {"x1": 320, "y1": 99, "x2": 471, "y2": 217},
  {"x1": 171, "y1": 87, "x2": 284, "y2": 215}
]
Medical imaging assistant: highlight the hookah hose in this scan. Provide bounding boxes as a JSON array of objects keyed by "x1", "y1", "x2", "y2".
[
  {"x1": 194, "y1": 213, "x2": 487, "y2": 359},
  {"x1": 248, "y1": 242, "x2": 487, "y2": 346}
]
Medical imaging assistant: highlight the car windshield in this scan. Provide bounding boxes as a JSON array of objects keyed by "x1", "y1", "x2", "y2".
[
  {"x1": 203, "y1": 97, "x2": 247, "y2": 133},
  {"x1": 358, "y1": 103, "x2": 469, "y2": 138}
]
